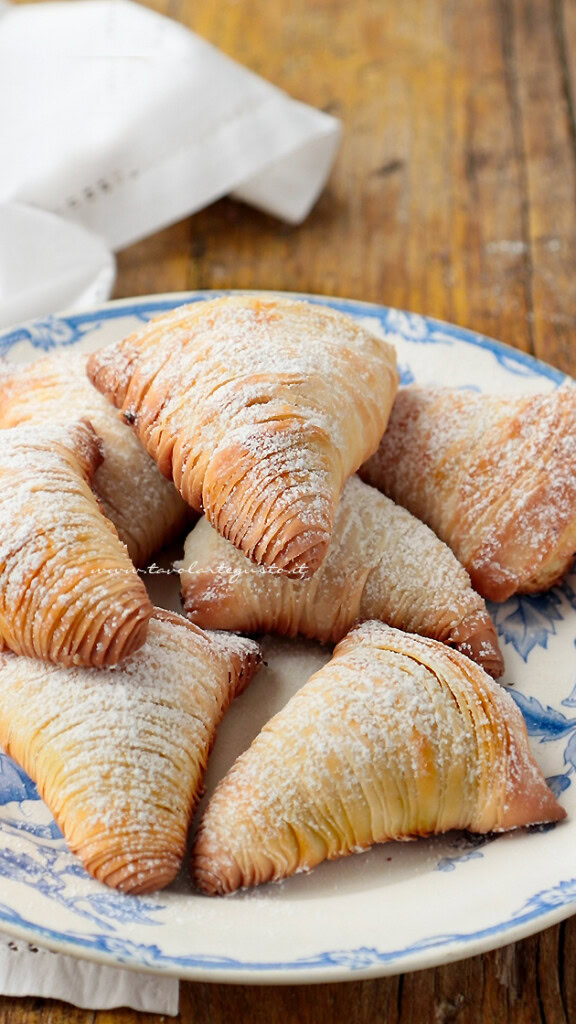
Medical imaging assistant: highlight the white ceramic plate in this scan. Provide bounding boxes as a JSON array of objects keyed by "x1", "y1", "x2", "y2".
[{"x1": 0, "y1": 291, "x2": 575, "y2": 985}]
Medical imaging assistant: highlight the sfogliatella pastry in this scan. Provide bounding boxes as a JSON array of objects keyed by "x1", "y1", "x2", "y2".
[
  {"x1": 87, "y1": 295, "x2": 399, "y2": 578},
  {"x1": 180, "y1": 475, "x2": 504, "y2": 677},
  {"x1": 192, "y1": 622, "x2": 564, "y2": 894},
  {"x1": 0, "y1": 609, "x2": 261, "y2": 893},
  {"x1": 0, "y1": 352, "x2": 188, "y2": 566},
  {"x1": 360, "y1": 386, "x2": 576, "y2": 601},
  {"x1": 0, "y1": 421, "x2": 152, "y2": 666}
]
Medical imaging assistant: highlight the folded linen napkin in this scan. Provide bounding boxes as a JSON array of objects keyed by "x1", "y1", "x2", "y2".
[
  {"x1": 0, "y1": 0, "x2": 340, "y2": 329},
  {"x1": 0, "y1": 935, "x2": 179, "y2": 1014}
]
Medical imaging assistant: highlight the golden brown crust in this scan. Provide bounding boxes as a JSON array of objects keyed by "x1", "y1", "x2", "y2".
[
  {"x1": 0, "y1": 420, "x2": 152, "y2": 666},
  {"x1": 360, "y1": 386, "x2": 576, "y2": 601},
  {"x1": 0, "y1": 611, "x2": 262, "y2": 893},
  {"x1": 150, "y1": 607, "x2": 262, "y2": 699},
  {"x1": 0, "y1": 352, "x2": 189, "y2": 567},
  {"x1": 447, "y1": 609, "x2": 504, "y2": 679},
  {"x1": 180, "y1": 476, "x2": 504, "y2": 677},
  {"x1": 87, "y1": 296, "x2": 399, "y2": 577},
  {"x1": 192, "y1": 623, "x2": 563, "y2": 895}
]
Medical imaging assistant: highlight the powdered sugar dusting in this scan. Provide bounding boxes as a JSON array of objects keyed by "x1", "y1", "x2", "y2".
[
  {"x1": 193, "y1": 623, "x2": 559, "y2": 892},
  {"x1": 0, "y1": 421, "x2": 151, "y2": 665},
  {"x1": 0, "y1": 612, "x2": 261, "y2": 891},
  {"x1": 0, "y1": 352, "x2": 188, "y2": 566},
  {"x1": 88, "y1": 296, "x2": 398, "y2": 574},
  {"x1": 180, "y1": 475, "x2": 501, "y2": 673},
  {"x1": 360, "y1": 387, "x2": 576, "y2": 600}
]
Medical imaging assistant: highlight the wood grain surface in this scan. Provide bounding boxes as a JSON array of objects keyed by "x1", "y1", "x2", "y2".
[{"x1": 4, "y1": 0, "x2": 576, "y2": 1021}]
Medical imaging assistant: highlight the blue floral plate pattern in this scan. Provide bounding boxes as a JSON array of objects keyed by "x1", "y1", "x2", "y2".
[{"x1": 0, "y1": 291, "x2": 575, "y2": 984}]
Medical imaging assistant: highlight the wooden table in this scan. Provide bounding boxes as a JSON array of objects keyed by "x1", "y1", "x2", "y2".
[{"x1": 4, "y1": 0, "x2": 576, "y2": 1020}]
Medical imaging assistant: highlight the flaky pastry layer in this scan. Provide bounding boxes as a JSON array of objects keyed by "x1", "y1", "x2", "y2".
[
  {"x1": 0, "y1": 421, "x2": 152, "y2": 665},
  {"x1": 180, "y1": 476, "x2": 503, "y2": 677},
  {"x1": 0, "y1": 352, "x2": 188, "y2": 566},
  {"x1": 0, "y1": 610, "x2": 261, "y2": 892},
  {"x1": 192, "y1": 623, "x2": 564, "y2": 894},
  {"x1": 87, "y1": 296, "x2": 398, "y2": 577},
  {"x1": 360, "y1": 386, "x2": 576, "y2": 601}
]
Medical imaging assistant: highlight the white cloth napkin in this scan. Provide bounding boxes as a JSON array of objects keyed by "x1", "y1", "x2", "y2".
[
  {"x1": 0, "y1": 936, "x2": 178, "y2": 1014},
  {"x1": 0, "y1": 0, "x2": 340, "y2": 330}
]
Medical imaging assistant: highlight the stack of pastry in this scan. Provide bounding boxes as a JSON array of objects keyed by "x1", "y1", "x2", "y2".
[{"x1": 0, "y1": 295, "x2": 570, "y2": 896}]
